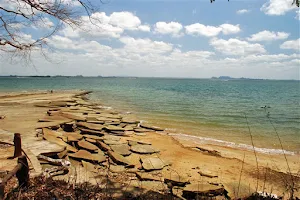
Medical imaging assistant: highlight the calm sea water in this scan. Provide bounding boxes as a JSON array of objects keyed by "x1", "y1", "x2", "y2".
[{"x1": 0, "y1": 77, "x2": 299, "y2": 154}]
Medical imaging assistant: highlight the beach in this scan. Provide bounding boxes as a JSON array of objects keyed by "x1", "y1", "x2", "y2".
[{"x1": 0, "y1": 90, "x2": 299, "y2": 199}]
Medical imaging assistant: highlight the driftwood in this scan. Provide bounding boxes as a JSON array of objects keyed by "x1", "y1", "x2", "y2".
[
  {"x1": 43, "y1": 166, "x2": 69, "y2": 178},
  {"x1": 0, "y1": 155, "x2": 29, "y2": 200},
  {"x1": 194, "y1": 146, "x2": 221, "y2": 157},
  {"x1": 37, "y1": 155, "x2": 71, "y2": 167}
]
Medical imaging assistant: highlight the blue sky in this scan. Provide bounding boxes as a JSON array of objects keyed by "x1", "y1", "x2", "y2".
[{"x1": 0, "y1": 0, "x2": 299, "y2": 79}]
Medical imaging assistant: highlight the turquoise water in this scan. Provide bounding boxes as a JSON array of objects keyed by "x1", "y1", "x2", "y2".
[{"x1": 0, "y1": 77, "x2": 299, "y2": 154}]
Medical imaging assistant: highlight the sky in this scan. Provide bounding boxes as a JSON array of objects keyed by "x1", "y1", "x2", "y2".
[{"x1": 0, "y1": 0, "x2": 299, "y2": 80}]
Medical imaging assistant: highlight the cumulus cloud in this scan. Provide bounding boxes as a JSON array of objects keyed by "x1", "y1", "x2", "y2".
[
  {"x1": 2, "y1": 33, "x2": 299, "y2": 79},
  {"x1": 280, "y1": 38, "x2": 300, "y2": 50},
  {"x1": 237, "y1": 9, "x2": 250, "y2": 14},
  {"x1": 210, "y1": 38, "x2": 266, "y2": 56},
  {"x1": 220, "y1": 24, "x2": 241, "y2": 35},
  {"x1": 119, "y1": 37, "x2": 173, "y2": 54},
  {"x1": 185, "y1": 23, "x2": 221, "y2": 37},
  {"x1": 261, "y1": 0, "x2": 297, "y2": 15},
  {"x1": 248, "y1": 31, "x2": 290, "y2": 42},
  {"x1": 154, "y1": 21, "x2": 183, "y2": 37},
  {"x1": 185, "y1": 23, "x2": 240, "y2": 37},
  {"x1": 60, "y1": 11, "x2": 149, "y2": 39}
]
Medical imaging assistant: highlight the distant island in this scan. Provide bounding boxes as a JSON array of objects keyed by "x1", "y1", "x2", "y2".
[{"x1": 211, "y1": 76, "x2": 264, "y2": 80}]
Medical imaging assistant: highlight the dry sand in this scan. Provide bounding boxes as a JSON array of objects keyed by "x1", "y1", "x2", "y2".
[{"x1": 0, "y1": 90, "x2": 299, "y2": 199}]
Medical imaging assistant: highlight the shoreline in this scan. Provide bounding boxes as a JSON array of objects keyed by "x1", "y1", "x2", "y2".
[
  {"x1": 0, "y1": 90, "x2": 299, "y2": 198},
  {"x1": 88, "y1": 94, "x2": 299, "y2": 156}
]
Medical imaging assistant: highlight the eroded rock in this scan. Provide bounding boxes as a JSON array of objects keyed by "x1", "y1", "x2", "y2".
[
  {"x1": 140, "y1": 124, "x2": 164, "y2": 131},
  {"x1": 136, "y1": 172, "x2": 163, "y2": 182},
  {"x1": 78, "y1": 140, "x2": 99, "y2": 151},
  {"x1": 110, "y1": 144, "x2": 131, "y2": 156},
  {"x1": 107, "y1": 150, "x2": 133, "y2": 167},
  {"x1": 131, "y1": 144, "x2": 159, "y2": 154},
  {"x1": 182, "y1": 183, "x2": 226, "y2": 199},
  {"x1": 141, "y1": 157, "x2": 167, "y2": 171},
  {"x1": 69, "y1": 150, "x2": 106, "y2": 163}
]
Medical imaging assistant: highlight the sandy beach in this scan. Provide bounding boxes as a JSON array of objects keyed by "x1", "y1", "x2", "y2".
[{"x1": 0, "y1": 90, "x2": 299, "y2": 199}]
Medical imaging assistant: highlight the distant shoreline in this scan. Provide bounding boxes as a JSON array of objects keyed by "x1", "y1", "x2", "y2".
[{"x1": 0, "y1": 75, "x2": 299, "y2": 81}]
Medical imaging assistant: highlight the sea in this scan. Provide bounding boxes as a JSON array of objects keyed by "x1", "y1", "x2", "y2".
[{"x1": 0, "y1": 77, "x2": 299, "y2": 155}]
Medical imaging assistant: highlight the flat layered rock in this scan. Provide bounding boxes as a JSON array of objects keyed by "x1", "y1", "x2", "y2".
[
  {"x1": 102, "y1": 135, "x2": 121, "y2": 141},
  {"x1": 121, "y1": 118, "x2": 139, "y2": 124},
  {"x1": 79, "y1": 128, "x2": 105, "y2": 136},
  {"x1": 61, "y1": 112, "x2": 86, "y2": 121},
  {"x1": 63, "y1": 132, "x2": 83, "y2": 142},
  {"x1": 132, "y1": 181, "x2": 167, "y2": 191},
  {"x1": 96, "y1": 117, "x2": 119, "y2": 122},
  {"x1": 36, "y1": 122, "x2": 62, "y2": 129},
  {"x1": 131, "y1": 144, "x2": 159, "y2": 154},
  {"x1": 141, "y1": 157, "x2": 167, "y2": 171},
  {"x1": 164, "y1": 175, "x2": 189, "y2": 187},
  {"x1": 82, "y1": 160, "x2": 99, "y2": 173},
  {"x1": 86, "y1": 120, "x2": 105, "y2": 124},
  {"x1": 105, "y1": 122, "x2": 121, "y2": 126},
  {"x1": 182, "y1": 184, "x2": 226, "y2": 199},
  {"x1": 99, "y1": 113, "x2": 122, "y2": 119},
  {"x1": 38, "y1": 115, "x2": 72, "y2": 123},
  {"x1": 134, "y1": 132, "x2": 147, "y2": 136},
  {"x1": 107, "y1": 150, "x2": 133, "y2": 167},
  {"x1": 109, "y1": 165, "x2": 126, "y2": 173},
  {"x1": 86, "y1": 138, "x2": 97, "y2": 144},
  {"x1": 110, "y1": 144, "x2": 131, "y2": 156},
  {"x1": 78, "y1": 140, "x2": 99, "y2": 151},
  {"x1": 128, "y1": 140, "x2": 138, "y2": 146},
  {"x1": 140, "y1": 124, "x2": 164, "y2": 131},
  {"x1": 76, "y1": 122, "x2": 104, "y2": 131},
  {"x1": 104, "y1": 125, "x2": 125, "y2": 132},
  {"x1": 97, "y1": 141, "x2": 111, "y2": 151},
  {"x1": 69, "y1": 150, "x2": 106, "y2": 163},
  {"x1": 42, "y1": 128, "x2": 62, "y2": 137},
  {"x1": 109, "y1": 131, "x2": 126, "y2": 136},
  {"x1": 103, "y1": 140, "x2": 127, "y2": 145},
  {"x1": 128, "y1": 140, "x2": 151, "y2": 146},
  {"x1": 43, "y1": 128, "x2": 77, "y2": 153},
  {"x1": 124, "y1": 126, "x2": 134, "y2": 131},
  {"x1": 134, "y1": 128, "x2": 155, "y2": 133},
  {"x1": 83, "y1": 134, "x2": 103, "y2": 140},
  {"x1": 136, "y1": 172, "x2": 163, "y2": 182}
]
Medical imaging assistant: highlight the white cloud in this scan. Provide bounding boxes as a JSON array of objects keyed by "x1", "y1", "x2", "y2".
[
  {"x1": 154, "y1": 21, "x2": 183, "y2": 37},
  {"x1": 60, "y1": 11, "x2": 149, "y2": 39},
  {"x1": 261, "y1": 0, "x2": 297, "y2": 15},
  {"x1": 109, "y1": 12, "x2": 141, "y2": 30},
  {"x1": 248, "y1": 31, "x2": 290, "y2": 42},
  {"x1": 237, "y1": 9, "x2": 250, "y2": 14},
  {"x1": 32, "y1": 18, "x2": 54, "y2": 29},
  {"x1": 138, "y1": 25, "x2": 151, "y2": 32},
  {"x1": 220, "y1": 24, "x2": 241, "y2": 35},
  {"x1": 2, "y1": 34, "x2": 299, "y2": 80},
  {"x1": 185, "y1": 23, "x2": 222, "y2": 37},
  {"x1": 119, "y1": 37, "x2": 173, "y2": 54},
  {"x1": 185, "y1": 23, "x2": 240, "y2": 37},
  {"x1": 210, "y1": 38, "x2": 266, "y2": 56},
  {"x1": 280, "y1": 38, "x2": 300, "y2": 50}
]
